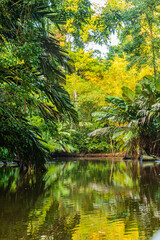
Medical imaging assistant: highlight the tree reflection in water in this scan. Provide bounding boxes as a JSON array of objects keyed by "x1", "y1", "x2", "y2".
[{"x1": 0, "y1": 160, "x2": 160, "y2": 239}]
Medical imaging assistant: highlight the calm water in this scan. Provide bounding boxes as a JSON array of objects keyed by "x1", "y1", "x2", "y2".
[{"x1": 1, "y1": 159, "x2": 160, "y2": 240}]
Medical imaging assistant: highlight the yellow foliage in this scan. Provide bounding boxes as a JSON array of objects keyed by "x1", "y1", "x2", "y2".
[
  {"x1": 66, "y1": 50, "x2": 152, "y2": 117},
  {"x1": 106, "y1": 0, "x2": 128, "y2": 10},
  {"x1": 80, "y1": 15, "x2": 106, "y2": 43},
  {"x1": 103, "y1": 56, "x2": 152, "y2": 96},
  {"x1": 64, "y1": 0, "x2": 81, "y2": 13}
]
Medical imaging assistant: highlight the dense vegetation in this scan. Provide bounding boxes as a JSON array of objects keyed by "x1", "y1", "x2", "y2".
[
  {"x1": 0, "y1": 0, "x2": 78, "y2": 167},
  {"x1": 0, "y1": 0, "x2": 160, "y2": 167}
]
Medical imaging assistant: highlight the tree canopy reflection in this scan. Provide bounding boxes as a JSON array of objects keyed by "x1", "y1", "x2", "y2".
[{"x1": 0, "y1": 160, "x2": 160, "y2": 239}]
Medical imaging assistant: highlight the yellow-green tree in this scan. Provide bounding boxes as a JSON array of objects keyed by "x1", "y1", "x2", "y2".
[{"x1": 65, "y1": 49, "x2": 151, "y2": 120}]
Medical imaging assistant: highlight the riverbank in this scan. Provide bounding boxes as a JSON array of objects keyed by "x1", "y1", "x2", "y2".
[{"x1": 51, "y1": 152, "x2": 124, "y2": 158}]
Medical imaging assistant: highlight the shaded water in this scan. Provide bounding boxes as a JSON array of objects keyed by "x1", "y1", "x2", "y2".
[{"x1": 1, "y1": 159, "x2": 160, "y2": 240}]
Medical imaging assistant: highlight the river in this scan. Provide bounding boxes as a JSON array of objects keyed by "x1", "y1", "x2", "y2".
[{"x1": 0, "y1": 159, "x2": 160, "y2": 240}]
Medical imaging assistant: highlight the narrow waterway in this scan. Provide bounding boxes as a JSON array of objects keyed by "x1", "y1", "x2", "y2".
[{"x1": 0, "y1": 159, "x2": 160, "y2": 240}]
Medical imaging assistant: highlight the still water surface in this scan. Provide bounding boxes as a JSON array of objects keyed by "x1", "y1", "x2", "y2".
[{"x1": 0, "y1": 159, "x2": 160, "y2": 240}]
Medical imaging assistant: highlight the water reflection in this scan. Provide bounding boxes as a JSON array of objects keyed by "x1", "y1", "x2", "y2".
[{"x1": 0, "y1": 160, "x2": 160, "y2": 239}]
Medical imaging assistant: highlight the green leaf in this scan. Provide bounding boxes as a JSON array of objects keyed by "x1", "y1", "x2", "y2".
[
  {"x1": 122, "y1": 86, "x2": 134, "y2": 103},
  {"x1": 112, "y1": 130, "x2": 124, "y2": 139}
]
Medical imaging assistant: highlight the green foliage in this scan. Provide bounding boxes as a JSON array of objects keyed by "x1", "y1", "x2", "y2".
[
  {"x1": 102, "y1": 0, "x2": 160, "y2": 76},
  {"x1": 1, "y1": 0, "x2": 160, "y2": 162},
  {"x1": 0, "y1": 110, "x2": 48, "y2": 166},
  {"x1": 0, "y1": 147, "x2": 12, "y2": 162},
  {"x1": 91, "y1": 74, "x2": 160, "y2": 157},
  {"x1": 0, "y1": 0, "x2": 78, "y2": 167},
  {"x1": 32, "y1": 116, "x2": 112, "y2": 154},
  {"x1": 68, "y1": 123, "x2": 112, "y2": 153}
]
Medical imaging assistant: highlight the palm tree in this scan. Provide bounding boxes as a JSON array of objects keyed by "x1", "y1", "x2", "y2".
[
  {"x1": 0, "y1": 0, "x2": 78, "y2": 168},
  {"x1": 89, "y1": 75, "x2": 160, "y2": 158}
]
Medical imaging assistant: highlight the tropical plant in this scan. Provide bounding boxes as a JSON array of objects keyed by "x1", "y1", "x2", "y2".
[
  {"x1": 0, "y1": 0, "x2": 78, "y2": 168},
  {"x1": 90, "y1": 75, "x2": 160, "y2": 158}
]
